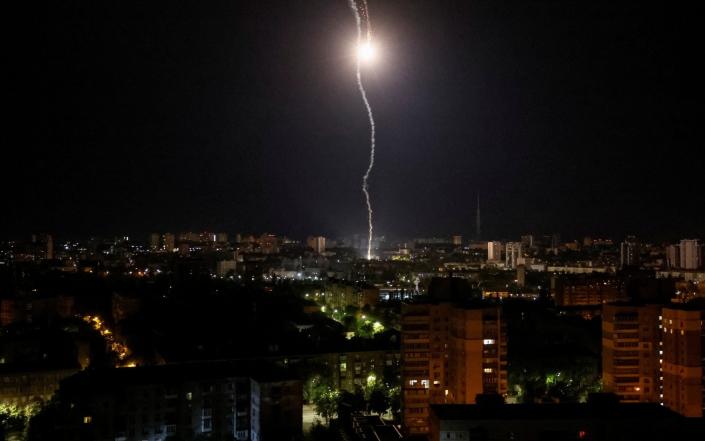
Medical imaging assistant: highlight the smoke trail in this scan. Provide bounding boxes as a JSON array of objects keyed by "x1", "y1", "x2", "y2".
[{"x1": 348, "y1": 0, "x2": 376, "y2": 260}]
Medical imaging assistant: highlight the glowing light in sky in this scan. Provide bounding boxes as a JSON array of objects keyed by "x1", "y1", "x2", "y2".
[
  {"x1": 348, "y1": 0, "x2": 376, "y2": 260},
  {"x1": 357, "y1": 41, "x2": 377, "y2": 63}
]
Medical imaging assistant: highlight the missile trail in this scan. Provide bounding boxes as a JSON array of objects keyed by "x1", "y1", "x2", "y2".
[{"x1": 348, "y1": 0, "x2": 376, "y2": 260}]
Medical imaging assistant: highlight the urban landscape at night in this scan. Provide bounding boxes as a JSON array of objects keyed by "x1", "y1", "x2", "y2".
[
  {"x1": 3, "y1": 0, "x2": 704, "y2": 440},
  {"x1": 2, "y1": 232, "x2": 704, "y2": 439}
]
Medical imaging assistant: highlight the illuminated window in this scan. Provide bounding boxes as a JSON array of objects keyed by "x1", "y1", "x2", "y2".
[
  {"x1": 202, "y1": 408, "x2": 212, "y2": 432},
  {"x1": 83, "y1": 416, "x2": 92, "y2": 424},
  {"x1": 483, "y1": 368, "x2": 493, "y2": 373},
  {"x1": 483, "y1": 339, "x2": 495, "y2": 345},
  {"x1": 421, "y1": 379, "x2": 430, "y2": 389},
  {"x1": 409, "y1": 379, "x2": 418, "y2": 386}
]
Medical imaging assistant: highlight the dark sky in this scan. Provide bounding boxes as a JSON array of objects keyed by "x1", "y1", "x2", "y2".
[{"x1": 5, "y1": 0, "x2": 704, "y2": 241}]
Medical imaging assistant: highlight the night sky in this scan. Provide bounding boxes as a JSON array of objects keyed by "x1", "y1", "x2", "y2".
[{"x1": 5, "y1": 0, "x2": 704, "y2": 241}]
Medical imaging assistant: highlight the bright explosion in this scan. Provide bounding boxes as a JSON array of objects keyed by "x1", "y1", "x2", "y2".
[{"x1": 357, "y1": 41, "x2": 377, "y2": 63}]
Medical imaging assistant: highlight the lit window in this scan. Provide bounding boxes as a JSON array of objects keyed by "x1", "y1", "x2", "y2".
[
  {"x1": 421, "y1": 379, "x2": 430, "y2": 389},
  {"x1": 202, "y1": 407, "x2": 213, "y2": 432},
  {"x1": 83, "y1": 416, "x2": 92, "y2": 424},
  {"x1": 483, "y1": 368, "x2": 493, "y2": 373},
  {"x1": 409, "y1": 379, "x2": 418, "y2": 386},
  {"x1": 483, "y1": 339, "x2": 495, "y2": 345}
]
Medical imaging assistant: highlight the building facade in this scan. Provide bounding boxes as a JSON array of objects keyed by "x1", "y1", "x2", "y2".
[
  {"x1": 679, "y1": 239, "x2": 702, "y2": 270},
  {"x1": 37, "y1": 363, "x2": 302, "y2": 441},
  {"x1": 620, "y1": 237, "x2": 640, "y2": 269},
  {"x1": 401, "y1": 283, "x2": 507, "y2": 435},
  {"x1": 602, "y1": 303, "x2": 661, "y2": 403},
  {"x1": 505, "y1": 242, "x2": 522, "y2": 269},
  {"x1": 486, "y1": 242, "x2": 502, "y2": 262},
  {"x1": 662, "y1": 304, "x2": 705, "y2": 417},
  {"x1": 306, "y1": 236, "x2": 326, "y2": 254}
]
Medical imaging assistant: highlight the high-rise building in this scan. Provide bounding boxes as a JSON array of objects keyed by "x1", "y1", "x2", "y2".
[
  {"x1": 149, "y1": 233, "x2": 160, "y2": 250},
  {"x1": 602, "y1": 303, "x2": 662, "y2": 403},
  {"x1": 516, "y1": 265, "x2": 526, "y2": 288},
  {"x1": 679, "y1": 239, "x2": 701, "y2": 270},
  {"x1": 551, "y1": 233, "x2": 561, "y2": 253},
  {"x1": 487, "y1": 241, "x2": 502, "y2": 262},
  {"x1": 553, "y1": 276, "x2": 623, "y2": 307},
  {"x1": 31, "y1": 233, "x2": 53, "y2": 260},
  {"x1": 306, "y1": 236, "x2": 326, "y2": 254},
  {"x1": 662, "y1": 303, "x2": 705, "y2": 417},
  {"x1": 620, "y1": 236, "x2": 640, "y2": 268},
  {"x1": 667, "y1": 244, "x2": 680, "y2": 269},
  {"x1": 505, "y1": 242, "x2": 522, "y2": 269},
  {"x1": 33, "y1": 363, "x2": 303, "y2": 441},
  {"x1": 163, "y1": 233, "x2": 175, "y2": 251},
  {"x1": 401, "y1": 278, "x2": 507, "y2": 435},
  {"x1": 259, "y1": 234, "x2": 279, "y2": 254}
]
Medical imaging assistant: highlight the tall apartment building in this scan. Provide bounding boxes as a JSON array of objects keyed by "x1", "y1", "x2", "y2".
[
  {"x1": 679, "y1": 239, "x2": 702, "y2": 270},
  {"x1": 486, "y1": 241, "x2": 502, "y2": 262},
  {"x1": 552, "y1": 275, "x2": 623, "y2": 307},
  {"x1": 306, "y1": 236, "x2": 326, "y2": 254},
  {"x1": 667, "y1": 244, "x2": 680, "y2": 269},
  {"x1": 620, "y1": 237, "x2": 640, "y2": 268},
  {"x1": 602, "y1": 303, "x2": 662, "y2": 403},
  {"x1": 149, "y1": 233, "x2": 160, "y2": 250},
  {"x1": 34, "y1": 362, "x2": 302, "y2": 441},
  {"x1": 505, "y1": 242, "x2": 522, "y2": 269},
  {"x1": 401, "y1": 278, "x2": 507, "y2": 435},
  {"x1": 662, "y1": 303, "x2": 705, "y2": 417},
  {"x1": 163, "y1": 233, "x2": 175, "y2": 251}
]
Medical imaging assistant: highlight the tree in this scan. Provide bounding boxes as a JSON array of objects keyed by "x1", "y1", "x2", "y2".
[
  {"x1": 313, "y1": 389, "x2": 339, "y2": 424},
  {"x1": 368, "y1": 387, "x2": 390, "y2": 416},
  {"x1": 304, "y1": 375, "x2": 330, "y2": 404}
]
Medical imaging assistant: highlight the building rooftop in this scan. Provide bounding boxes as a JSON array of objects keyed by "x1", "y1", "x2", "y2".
[
  {"x1": 430, "y1": 401, "x2": 682, "y2": 421},
  {"x1": 60, "y1": 360, "x2": 296, "y2": 392}
]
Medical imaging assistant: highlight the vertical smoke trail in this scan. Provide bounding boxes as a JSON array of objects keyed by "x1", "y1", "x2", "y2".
[{"x1": 348, "y1": 0, "x2": 376, "y2": 260}]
